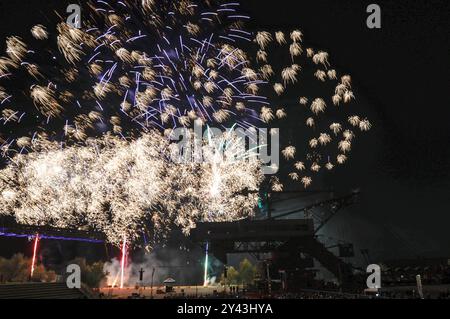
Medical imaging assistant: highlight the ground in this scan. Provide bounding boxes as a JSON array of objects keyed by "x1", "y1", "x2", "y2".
[{"x1": 98, "y1": 285, "x2": 235, "y2": 299}]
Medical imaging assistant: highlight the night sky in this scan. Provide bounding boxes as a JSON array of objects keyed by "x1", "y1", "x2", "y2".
[
  {"x1": 0, "y1": 0, "x2": 449, "y2": 261},
  {"x1": 239, "y1": 0, "x2": 450, "y2": 260}
]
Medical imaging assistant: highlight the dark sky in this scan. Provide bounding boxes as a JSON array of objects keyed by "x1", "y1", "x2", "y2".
[
  {"x1": 238, "y1": 0, "x2": 450, "y2": 260},
  {"x1": 0, "y1": 0, "x2": 449, "y2": 261}
]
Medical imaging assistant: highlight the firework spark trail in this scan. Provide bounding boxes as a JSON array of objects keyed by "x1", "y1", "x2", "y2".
[
  {"x1": 0, "y1": 0, "x2": 372, "y2": 191},
  {"x1": 0, "y1": 130, "x2": 263, "y2": 246},
  {"x1": 203, "y1": 241, "x2": 209, "y2": 287},
  {"x1": 1, "y1": 132, "x2": 166, "y2": 246},
  {"x1": 1, "y1": 0, "x2": 264, "y2": 151},
  {"x1": 0, "y1": 0, "x2": 373, "y2": 247},
  {"x1": 30, "y1": 233, "x2": 39, "y2": 278},
  {"x1": 120, "y1": 235, "x2": 127, "y2": 289}
]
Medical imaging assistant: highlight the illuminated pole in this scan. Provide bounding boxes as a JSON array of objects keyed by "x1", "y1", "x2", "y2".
[
  {"x1": 120, "y1": 235, "x2": 127, "y2": 289},
  {"x1": 30, "y1": 234, "x2": 39, "y2": 279},
  {"x1": 203, "y1": 242, "x2": 209, "y2": 287}
]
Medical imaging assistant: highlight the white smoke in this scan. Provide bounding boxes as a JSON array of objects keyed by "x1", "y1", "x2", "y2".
[{"x1": 102, "y1": 244, "x2": 221, "y2": 288}]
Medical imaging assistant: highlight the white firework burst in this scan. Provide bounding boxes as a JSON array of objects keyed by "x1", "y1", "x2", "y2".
[
  {"x1": 282, "y1": 146, "x2": 296, "y2": 160},
  {"x1": 319, "y1": 133, "x2": 332, "y2": 145},
  {"x1": 290, "y1": 30, "x2": 303, "y2": 42},
  {"x1": 255, "y1": 31, "x2": 273, "y2": 50},
  {"x1": 31, "y1": 25, "x2": 49, "y2": 40},
  {"x1": 338, "y1": 140, "x2": 352, "y2": 153},
  {"x1": 330, "y1": 123, "x2": 342, "y2": 135},
  {"x1": 275, "y1": 31, "x2": 286, "y2": 45},
  {"x1": 295, "y1": 162, "x2": 306, "y2": 171},
  {"x1": 311, "y1": 98, "x2": 326, "y2": 115},
  {"x1": 260, "y1": 106, "x2": 275, "y2": 123},
  {"x1": 274, "y1": 83, "x2": 285, "y2": 96}
]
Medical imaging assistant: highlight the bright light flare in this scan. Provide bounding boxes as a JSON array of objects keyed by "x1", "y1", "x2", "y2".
[
  {"x1": 203, "y1": 242, "x2": 209, "y2": 287},
  {"x1": 30, "y1": 234, "x2": 39, "y2": 278},
  {"x1": 120, "y1": 235, "x2": 127, "y2": 289}
]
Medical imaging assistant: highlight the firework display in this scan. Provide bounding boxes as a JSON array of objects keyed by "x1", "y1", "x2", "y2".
[
  {"x1": 0, "y1": 0, "x2": 371, "y2": 247},
  {"x1": 0, "y1": 130, "x2": 262, "y2": 246}
]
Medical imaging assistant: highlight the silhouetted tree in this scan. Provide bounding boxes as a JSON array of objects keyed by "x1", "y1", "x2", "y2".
[
  {"x1": 68, "y1": 257, "x2": 106, "y2": 288},
  {"x1": 0, "y1": 254, "x2": 56, "y2": 282},
  {"x1": 238, "y1": 258, "x2": 257, "y2": 285}
]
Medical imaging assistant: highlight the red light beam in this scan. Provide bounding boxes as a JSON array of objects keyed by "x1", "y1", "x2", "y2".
[{"x1": 30, "y1": 234, "x2": 39, "y2": 279}]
